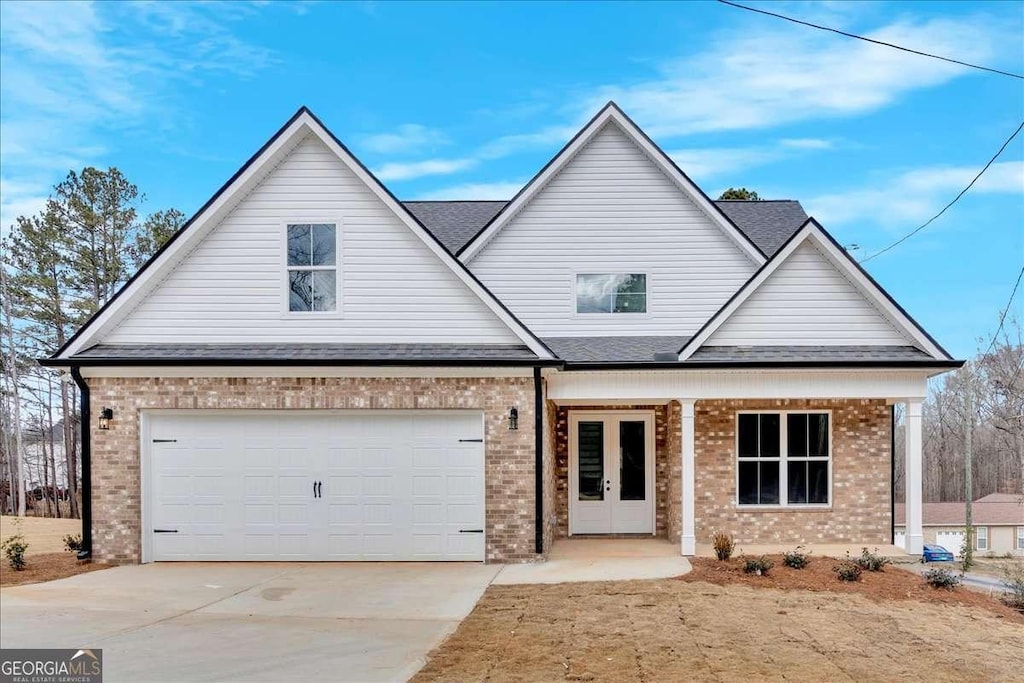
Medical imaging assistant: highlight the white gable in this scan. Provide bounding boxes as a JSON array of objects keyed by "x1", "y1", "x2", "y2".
[
  {"x1": 101, "y1": 134, "x2": 525, "y2": 346},
  {"x1": 705, "y1": 240, "x2": 913, "y2": 347},
  {"x1": 467, "y1": 122, "x2": 759, "y2": 337}
]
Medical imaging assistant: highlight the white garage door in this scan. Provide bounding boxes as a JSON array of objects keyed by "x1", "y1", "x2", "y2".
[
  {"x1": 146, "y1": 411, "x2": 485, "y2": 562},
  {"x1": 935, "y1": 531, "x2": 965, "y2": 555}
]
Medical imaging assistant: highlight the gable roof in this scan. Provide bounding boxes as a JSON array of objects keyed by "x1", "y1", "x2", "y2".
[
  {"x1": 455, "y1": 101, "x2": 767, "y2": 265},
  {"x1": 50, "y1": 107, "x2": 554, "y2": 362},
  {"x1": 677, "y1": 218, "x2": 954, "y2": 361},
  {"x1": 406, "y1": 199, "x2": 807, "y2": 258}
]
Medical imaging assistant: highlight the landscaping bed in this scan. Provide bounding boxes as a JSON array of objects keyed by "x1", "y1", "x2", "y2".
[{"x1": 0, "y1": 551, "x2": 107, "y2": 588}]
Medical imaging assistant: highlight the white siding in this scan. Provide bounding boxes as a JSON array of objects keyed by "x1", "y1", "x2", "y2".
[
  {"x1": 468, "y1": 123, "x2": 758, "y2": 337},
  {"x1": 706, "y1": 240, "x2": 911, "y2": 346},
  {"x1": 104, "y1": 135, "x2": 522, "y2": 345}
]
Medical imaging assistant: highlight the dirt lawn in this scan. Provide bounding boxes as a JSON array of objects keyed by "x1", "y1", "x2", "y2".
[
  {"x1": 413, "y1": 558, "x2": 1023, "y2": 683},
  {"x1": 0, "y1": 515, "x2": 106, "y2": 588}
]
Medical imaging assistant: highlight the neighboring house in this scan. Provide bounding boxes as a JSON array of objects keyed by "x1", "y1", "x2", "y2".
[
  {"x1": 895, "y1": 493, "x2": 1024, "y2": 557},
  {"x1": 42, "y1": 103, "x2": 961, "y2": 564}
]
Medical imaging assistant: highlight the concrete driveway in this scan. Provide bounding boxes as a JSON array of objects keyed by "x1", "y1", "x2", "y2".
[{"x1": 0, "y1": 562, "x2": 499, "y2": 682}]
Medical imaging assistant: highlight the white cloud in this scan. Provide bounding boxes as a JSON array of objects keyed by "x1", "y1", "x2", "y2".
[
  {"x1": 780, "y1": 138, "x2": 834, "y2": 150},
  {"x1": 0, "y1": 0, "x2": 279, "y2": 229},
  {"x1": 413, "y1": 181, "x2": 525, "y2": 201},
  {"x1": 584, "y1": 17, "x2": 1004, "y2": 138},
  {"x1": 373, "y1": 158, "x2": 477, "y2": 182},
  {"x1": 361, "y1": 124, "x2": 450, "y2": 155},
  {"x1": 667, "y1": 137, "x2": 833, "y2": 180},
  {"x1": 804, "y1": 161, "x2": 1024, "y2": 227}
]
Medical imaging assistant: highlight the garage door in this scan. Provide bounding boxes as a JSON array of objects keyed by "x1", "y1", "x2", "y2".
[
  {"x1": 935, "y1": 531, "x2": 965, "y2": 556},
  {"x1": 146, "y1": 411, "x2": 485, "y2": 562}
]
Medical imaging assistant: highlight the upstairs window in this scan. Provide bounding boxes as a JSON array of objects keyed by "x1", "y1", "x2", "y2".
[
  {"x1": 287, "y1": 223, "x2": 337, "y2": 312},
  {"x1": 737, "y1": 412, "x2": 830, "y2": 506},
  {"x1": 576, "y1": 274, "x2": 647, "y2": 314}
]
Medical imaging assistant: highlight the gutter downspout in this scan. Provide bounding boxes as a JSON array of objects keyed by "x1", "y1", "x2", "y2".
[
  {"x1": 70, "y1": 366, "x2": 92, "y2": 560},
  {"x1": 891, "y1": 404, "x2": 896, "y2": 546},
  {"x1": 534, "y1": 366, "x2": 544, "y2": 555}
]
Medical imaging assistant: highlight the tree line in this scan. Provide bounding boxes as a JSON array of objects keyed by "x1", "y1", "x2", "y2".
[{"x1": 1, "y1": 167, "x2": 182, "y2": 517}]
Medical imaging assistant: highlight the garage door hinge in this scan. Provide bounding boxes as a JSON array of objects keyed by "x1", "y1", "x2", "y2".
[
  {"x1": 458, "y1": 529, "x2": 484, "y2": 533},
  {"x1": 152, "y1": 439, "x2": 177, "y2": 443},
  {"x1": 153, "y1": 529, "x2": 179, "y2": 533},
  {"x1": 458, "y1": 438, "x2": 483, "y2": 443}
]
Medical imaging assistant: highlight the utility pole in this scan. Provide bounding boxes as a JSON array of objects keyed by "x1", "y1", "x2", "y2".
[
  {"x1": 963, "y1": 368, "x2": 974, "y2": 570},
  {"x1": 0, "y1": 262, "x2": 25, "y2": 516}
]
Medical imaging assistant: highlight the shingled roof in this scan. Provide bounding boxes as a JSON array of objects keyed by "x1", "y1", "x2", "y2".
[{"x1": 402, "y1": 199, "x2": 808, "y2": 258}]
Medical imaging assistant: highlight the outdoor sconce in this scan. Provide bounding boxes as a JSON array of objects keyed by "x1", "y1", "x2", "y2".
[
  {"x1": 508, "y1": 407, "x2": 519, "y2": 431},
  {"x1": 98, "y1": 407, "x2": 114, "y2": 430}
]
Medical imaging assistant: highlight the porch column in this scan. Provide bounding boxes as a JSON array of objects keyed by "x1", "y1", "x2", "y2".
[
  {"x1": 681, "y1": 400, "x2": 696, "y2": 556},
  {"x1": 905, "y1": 398, "x2": 924, "y2": 554}
]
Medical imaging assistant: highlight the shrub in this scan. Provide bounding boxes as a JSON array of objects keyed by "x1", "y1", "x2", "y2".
[
  {"x1": 999, "y1": 562, "x2": 1024, "y2": 613},
  {"x1": 833, "y1": 559, "x2": 862, "y2": 582},
  {"x1": 711, "y1": 531, "x2": 735, "y2": 561},
  {"x1": 855, "y1": 547, "x2": 891, "y2": 572},
  {"x1": 63, "y1": 534, "x2": 83, "y2": 553},
  {"x1": 743, "y1": 556, "x2": 774, "y2": 576},
  {"x1": 782, "y1": 546, "x2": 811, "y2": 569},
  {"x1": 923, "y1": 567, "x2": 962, "y2": 590},
  {"x1": 1, "y1": 535, "x2": 29, "y2": 571}
]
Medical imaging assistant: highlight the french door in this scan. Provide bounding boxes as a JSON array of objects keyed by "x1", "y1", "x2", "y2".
[{"x1": 569, "y1": 411, "x2": 655, "y2": 535}]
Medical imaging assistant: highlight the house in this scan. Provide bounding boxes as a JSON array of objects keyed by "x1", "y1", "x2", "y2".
[
  {"x1": 894, "y1": 493, "x2": 1024, "y2": 557},
  {"x1": 41, "y1": 103, "x2": 961, "y2": 564}
]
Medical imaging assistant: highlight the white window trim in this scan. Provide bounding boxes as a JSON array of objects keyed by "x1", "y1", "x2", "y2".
[
  {"x1": 734, "y1": 409, "x2": 833, "y2": 510},
  {"x1": 1016, "y1": 526, "x2": 1024, "y2": 551},
  {"x1": 280, "y1": 219, "x2": 343, "y2": 318},
  {"x1": 975, "y1": 525, "x2": 989, "y2": 551},
  {"x1": 572, "y1": 272, "x2": 651, "y2": 317}
]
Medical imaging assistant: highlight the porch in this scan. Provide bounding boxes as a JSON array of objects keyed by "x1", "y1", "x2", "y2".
[
  {"x1": 495, "y1": 537, "x2": 691, "y2": 584},
  {"x1": 542, "y1": 367, "x2": 931, "y2": 557}
]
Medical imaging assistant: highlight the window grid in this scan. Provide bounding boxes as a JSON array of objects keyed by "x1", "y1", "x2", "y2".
[
  {"x1": 737, "y1": 411, "x2": 831, "y2": 507},
  {"x1": 976, "y1": 526, "x2": 988, "y2": 551},
  {"x1": 1016, "y1": 526, "x2": 1024, "y2": 551}
]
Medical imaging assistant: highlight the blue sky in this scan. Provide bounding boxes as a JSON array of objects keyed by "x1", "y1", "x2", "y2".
[{"x1": 1, "y1": 0, "x2": 1021, "y2": 358}]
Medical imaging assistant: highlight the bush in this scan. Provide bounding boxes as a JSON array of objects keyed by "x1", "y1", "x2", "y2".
[
  {"x1": 834, "y1": 560, "x2": 862, "y2": 582},
  {"x1": 782, "y1": 546, "x2": 811, "y2": 569},
  {"x1": 63, "y1": 534, "x2": 83, "y2": 553},
  {"x1": 999, "y1": 563, "x2": 1024, "y2": 613},
  {"x1": 924, "y1": 567, "x2": 962, "y2": 590},
  {"x1": 711, "y1": 531, "x2": 735, "y2": 561},
  {"x1": 743, "y1": 556, "x2": 774, "y2": 576},
  {"x1": 855, "y1": 547, "x2": 891, "y2": 572},
  {"x1": 1, "y1": 535, "x2": 29, "y2": 571}
]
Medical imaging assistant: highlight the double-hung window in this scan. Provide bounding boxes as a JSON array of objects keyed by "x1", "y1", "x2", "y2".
[
  {"x1": 576, "y1": 274, "x2": 647, "y2": 313},
  {"x1": 976, "y1": 526, "x2": 988, "y2": 551},
  {"x1": 286, "y1": 223, "x2": 337, "y2": 312},
  {"x1": 1017, "y1": 526, "x2": 1024, "y2": 551},
  {"x1": 737, "y1": 412, "x2": 830, "y2": 506}
]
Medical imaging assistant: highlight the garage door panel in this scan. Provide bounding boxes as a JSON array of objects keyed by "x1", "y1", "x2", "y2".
[{"x1": 149, "y1": 411, "x2": 484, "y2": 562}]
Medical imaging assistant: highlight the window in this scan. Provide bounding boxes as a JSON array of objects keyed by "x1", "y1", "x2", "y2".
[
  {"x1": 976, "y1": 526, "x2": 988, "y2": 551},
  {"x1": 576, "y1": 274, "x2": 646, "y2": 313},
  {"x1": 1017, "y1": 526, "x2": 1024, "y2": 551},
  {"x1": 737, "y1": 412, "x2": 830, "y2": 506},
  {"x1": 286, "y1": 223, "x2": 337, "y2": 312}
]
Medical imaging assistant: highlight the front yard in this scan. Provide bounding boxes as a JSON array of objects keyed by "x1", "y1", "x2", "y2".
[{"x1": 413, "y1": 557, "x2": 1023, "y2": 683}]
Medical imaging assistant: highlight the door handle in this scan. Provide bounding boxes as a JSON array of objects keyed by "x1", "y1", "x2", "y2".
[{"x1": 317, "y1": 481, "x2": 322, "y2": 498}]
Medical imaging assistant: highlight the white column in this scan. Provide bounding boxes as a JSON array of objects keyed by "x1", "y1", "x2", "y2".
[
  {"x1": 905, "y1": 398, "x2": 924, "y2": 555},
  {"x1": 681, "y1": 400, "x2": 696, "y2": 556}
]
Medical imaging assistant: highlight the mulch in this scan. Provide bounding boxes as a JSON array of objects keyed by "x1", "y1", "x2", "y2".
[
  {"x1": 0, "y1": 552, "x2": 109, "y2": 588},
  {"x1": 682, "y1": 554, "x2": 1023, "y2": 623}
]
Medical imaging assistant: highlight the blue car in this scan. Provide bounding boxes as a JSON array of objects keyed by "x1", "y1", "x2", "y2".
[{"x1": 921, "y1": 544, "x2": 955, "y2": 563}]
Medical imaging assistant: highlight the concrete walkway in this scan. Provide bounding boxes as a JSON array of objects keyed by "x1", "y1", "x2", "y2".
[
  {"x1": 0, "y1": 563, "x2": 499, "y2": 683},
  {"x1": 494, "y1": 538, "x2": 691, "y2": 584}
]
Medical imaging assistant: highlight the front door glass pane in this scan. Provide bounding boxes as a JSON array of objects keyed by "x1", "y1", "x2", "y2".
[
  {"x1": 578, "y1": 422, "x2": 604, "y2": 501},
  {"x1": 619, "y1": 421, "x2": 646, "y2": 501}
]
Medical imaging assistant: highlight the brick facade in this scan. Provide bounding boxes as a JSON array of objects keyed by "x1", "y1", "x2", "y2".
[
  {"x1": 551, "y1": 398, "x2": 891, "y2": 549},
  {"x1": 694, "y1": 399, "x2": 892, "y2": 546},
  {"x1": 86, "y1": 375, "x2": 538, "y2": 564}
]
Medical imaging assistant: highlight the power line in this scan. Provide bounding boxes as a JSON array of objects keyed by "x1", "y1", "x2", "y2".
[
  {"x1": 715, "y1": 0, "x2": 1024, "y2": 80},
  {"x1": 860, "y1": 120, "x2": 1024, "y2": 264},
  {"x1": 982, "y1": 265, "x2": 1024, "y2": 360}
]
